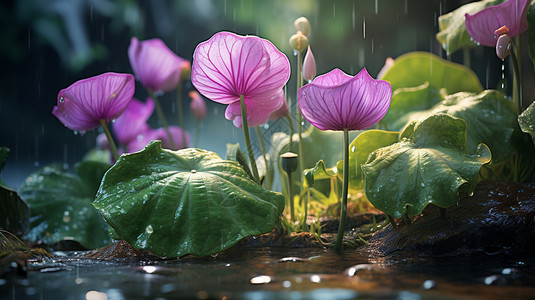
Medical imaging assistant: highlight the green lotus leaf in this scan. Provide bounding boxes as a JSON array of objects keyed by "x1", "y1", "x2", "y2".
[
  {"x1": 304, "y1": 160, "x2": 338, "y2": 188},
  {"x1": 0, "y1": 147, "x2": 30, "y2": 236},
  {"x1": 93, "y1": 141, "x2": 285, "y2": 258},
  {"x1": 386, "y1": 90, "x2": 516, "y2": 163},
  {"x1": 362, "y1": 114, "x2": 491, "y2": 218},
  {"x1": 436, "y1": 0, "x2": 504, "y2": 55},
  {"x1": 518, "y1": 101, "x2": 535, "y2": 147},
  {"x1": 19, "y1": 161, "x2": 111, "y2": 249},
  {"x1": 381, "y1": 52, "x2": 483, "y2": 94},
  {"x1": 382, "y1": 82, "x2": 444, "y2": 131},
  {"x1": 336, "y1": 130, "x2": 400, "y2": 191}
]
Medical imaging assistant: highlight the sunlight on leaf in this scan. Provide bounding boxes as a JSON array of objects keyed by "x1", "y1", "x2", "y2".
[
  {"x1": 362, "y1": 114, "x2": 491, "y2": 218},
  {"x1": 385, "y1": 89, "x2": 516, "y2": 164},
  {"x1": 336, "y1": 130, "x2": 400, "y2": 191},
  {"x1": 381, "y1": 52, "x2": 483, "y2": 94}
]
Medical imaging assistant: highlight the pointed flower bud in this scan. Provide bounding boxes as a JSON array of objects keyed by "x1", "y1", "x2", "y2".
[
  {"x1": 289, "y1": 31, "x2": 308, "y2": 53},
  {"x1": 294, "y1": 17, "x2": 311, "y2": 36},
  {"x1": 189, "y1": 91, "x2": 207, "y2": 120},
  {"x1": 496, "y1": 34, "x2": 512, "y2": 61},
  {"x1": 302, "y1": 45, "x2": 317, "y2": 82}
]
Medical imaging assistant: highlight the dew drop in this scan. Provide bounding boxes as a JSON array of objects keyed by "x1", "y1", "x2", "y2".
[
  {"x1": 145, "y1": 224, "x2": 153, "y2": 234},
  {"x1": 351, "y1": 145, "x2": 356, "y2": 152},
  {"x1": 59, "y1": 97, "x2": 65, "y2": 103}
]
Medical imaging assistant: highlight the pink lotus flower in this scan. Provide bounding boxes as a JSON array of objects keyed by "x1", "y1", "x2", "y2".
[
  {"x1": 465, "y1": 0, "x2": 529, "y2": 47},
  {"x1": 191, "y1": 31, "x2": 291, "y2": 128},
  {"x1": 188, "y1": 91, "x2": 207, "y2": 120},
  {"x1": 298, "y1": 68, "x2": 391, "y2": 131},
  {"x1": 128, "y1": 37, "x2": 191, "y2": 93},
  {"x1": 112, "y1": 98, "x2": 154, "y2": 145},
  {"x1": 53, "y1": 72, "x2": 135, "y2": 132}
]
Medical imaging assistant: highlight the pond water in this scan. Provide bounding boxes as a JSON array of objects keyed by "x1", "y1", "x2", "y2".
[{"x1": 2, "y1": 247, "x2": 534, "y2": 299}]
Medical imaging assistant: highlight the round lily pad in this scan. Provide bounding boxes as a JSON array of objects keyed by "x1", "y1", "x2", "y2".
[{"x1": 93, "y1": 141, "x2": 285, "y2": 257}]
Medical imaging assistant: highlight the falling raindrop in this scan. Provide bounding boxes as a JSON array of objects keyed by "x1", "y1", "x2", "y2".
[
  {"x1": 333, "y1": 2, "x2": 336, "y2": 19},
  {"x1": 375, "y1": 0, "x2": 378, "y2": 14},
  {"x1": 352, "y1": 3, "x2": 355, "y2": 30},
  {"x1": 362, "y1": 16, "x2": 366, "y2": 39}
]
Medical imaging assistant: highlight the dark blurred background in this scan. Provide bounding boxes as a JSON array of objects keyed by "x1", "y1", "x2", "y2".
[{"x1": 0, "y1": 0, "x2": 527, "y2": 188}]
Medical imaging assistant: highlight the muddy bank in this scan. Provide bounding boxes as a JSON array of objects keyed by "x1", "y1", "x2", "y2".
[{"x1": 364, "y1": 181, "x2": 535, "y2": 257}]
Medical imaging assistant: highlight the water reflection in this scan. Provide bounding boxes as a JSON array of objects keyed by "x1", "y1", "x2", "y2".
[{"x1": 1, "y1": 247, "x2": 534, "y2": 299}]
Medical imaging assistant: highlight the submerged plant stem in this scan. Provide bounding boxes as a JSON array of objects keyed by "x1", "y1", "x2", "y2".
[
  {"x1": 99, "y1": 119, "x2": 119, "y2": 161},
  {"x1": 255, "y1": 126, "x2": 271, "y2": 189},
  {"x1": 149, "y1": 90, "x2": 176, "y2": 149},
  {"x1": 176, "y1": 83, "x2": 187, "y2": 148},
  {"x1": 240, "y1": 95, "x2": 260, "y2": 184},
  {"x1": 334, "y1": 129, "x2": 349, "y2": 250}
]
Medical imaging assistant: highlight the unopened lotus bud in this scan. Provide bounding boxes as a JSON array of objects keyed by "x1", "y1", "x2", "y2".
[
  {"x1": 496, "y1": 34, "x2": 512, "y2": 61},
  {"x1": 180, "y1": 61, "x2": 192, "y2": 81},
  {"x1": 189, "y1": 91, "x2": 207, "y2": 120},
  {"x1": 302, "y1": 45, "x2": 316, "y2": 82},
  {"x1": 294, "y1": 17, "x2": 311, "y2": 36},
  {"x1": 280, "y1": 152, "x2": 298, "y2": 173},
  {"x1": 289, "y1": 32, "x2": 308, "y2": 53}
]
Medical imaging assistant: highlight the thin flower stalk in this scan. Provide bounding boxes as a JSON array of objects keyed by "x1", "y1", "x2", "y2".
[
  {"x1": 149, "y1": 90, "x2": 176, "y2": 149},
  {"x1": 334, "y1": 128, "x2": 350, "y2": 249},
  {"x1": 100, "y1": 119, "x2": 119, "y2": 161},
  {"x1": 255, "y1": 126, "x2": 272, "y2": 189},
  {"x1": 240, "y1": 95, "x2": 260, "y2": 184}
]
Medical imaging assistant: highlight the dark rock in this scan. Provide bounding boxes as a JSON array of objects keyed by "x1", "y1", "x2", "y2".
[{"x1": 365, "y1": 182, "x2": 535, "y2": 257}]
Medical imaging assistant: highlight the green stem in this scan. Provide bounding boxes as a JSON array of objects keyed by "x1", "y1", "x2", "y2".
[
  {"x1": 239, "y1": 95, "x2": 260, "y2": 184},
  {"x1": 175, "y1": 83, "x2": 187, "y2": 147},
  {"x1": 287, "y1": 171, "x2": 295, "y2": 221},
  {"x1": 100, "y1": 119, "x2": 119, "y2": 161},
  {"x1": 462, "y1": 47, "x2": 470, "y2": 68},
  {"x1": 255, "y1": 126, "x2": 271, "y2": 189},
  {"x1": 286, "y1": 114, "x2": 295, "y2": 151},
  {"x1": 297, "y1": 50, "x2": 305, "y2": 183},
  {"x1": 510, "y1": 42, "x2": 522, "y2": 114},
  {"x1": 302, "y1": 187, "x2": 309, "y2": 231},
  {"x1": 149, "y1": 90, "x2": 176, "y2": 149},
  {"x1": 334, "y1": 129, "x2": 349, "y2": 250}
]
